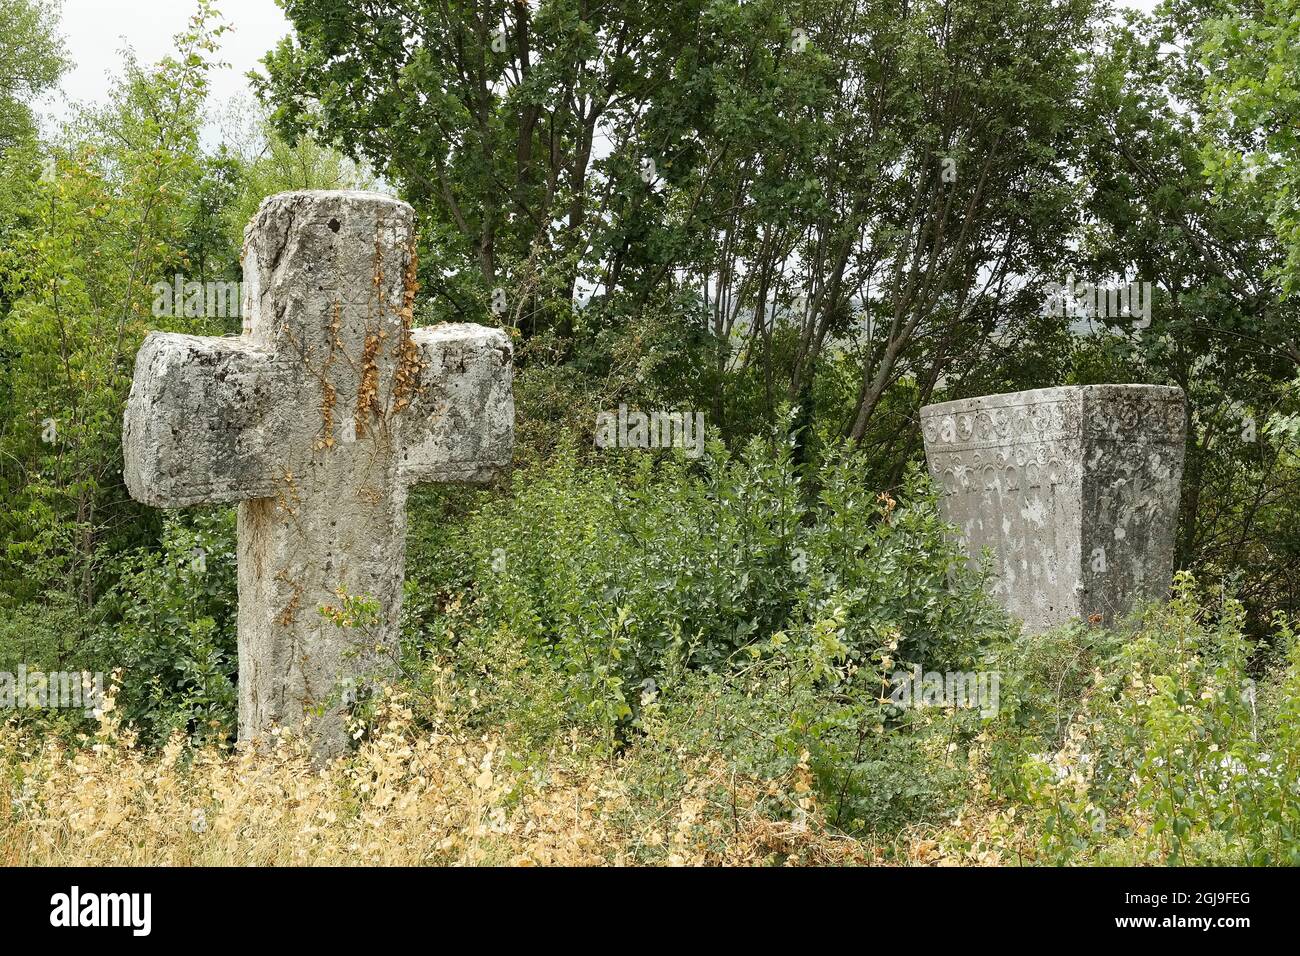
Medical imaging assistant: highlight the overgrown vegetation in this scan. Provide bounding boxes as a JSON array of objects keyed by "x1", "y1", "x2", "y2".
[
  {"x1": 5, "y1": 568, "x2": 1298, "y2": 865},
  {"x1": 2, "y1": 0, "x2": 1299, "y2": 864}
]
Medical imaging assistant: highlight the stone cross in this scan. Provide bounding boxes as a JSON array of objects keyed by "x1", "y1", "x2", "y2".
[
  {"x1": 123, "y1": 191, "x2": 514, "y2": 755},
  {"x1": 921, "y1": 385, "x2": 1185, "y2": 632}
]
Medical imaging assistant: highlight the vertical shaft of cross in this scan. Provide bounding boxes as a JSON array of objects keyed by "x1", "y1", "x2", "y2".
[{"x1": 237, "y1": 191, "x2": 418, "y2": 752}]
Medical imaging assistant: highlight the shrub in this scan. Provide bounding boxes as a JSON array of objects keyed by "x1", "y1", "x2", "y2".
[
  {"x1": 1007, "y1": 574, "x2": 1300, "y2": 864},
  {"x1": 84, "y1": 509, "x2": 238, "y2": 746},
  {"x1": 404, "y1": 429, "x2": 1013, "y2": 832}
]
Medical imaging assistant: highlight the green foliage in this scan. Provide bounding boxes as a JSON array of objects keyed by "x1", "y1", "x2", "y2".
[
  {"x1": 403, "y1": 428, "x2": 1010, "y2": 833},
  {"x1": 1002, "y1": 574, "x2": 1300, "y2": 865},
  {"x1": 418, "y1": 431, "x2": 989, "y2": 714},
  {"x1": 86, "y1": 509, "x2": 239, "y2": 746},
  {"x1": 0, "y1": 2, "x2": 228, "y2": 611},
  {"x1": 258, "y1": 0, "x2": 1098, "y2": 450},
  {"x1": 213, "y1": 102, "x2": 376, "y2": 256},
  {"x1": 1201, "y1": 0, "x2": 1300, "y2": 298},
  {"x1": 633, "y1": 606, "x2": 987, "y2": 836},
  {"x1": 1062, "y1": 1, "x2": 1300, "y2": 627},
  {"x1": 0, "y1": 0, "x2": 66, "y2": 150}
]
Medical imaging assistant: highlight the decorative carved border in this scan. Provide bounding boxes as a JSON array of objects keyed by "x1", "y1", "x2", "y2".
[{"x1": 921, "y1": 398, "x2": 1076, "y2": 450}]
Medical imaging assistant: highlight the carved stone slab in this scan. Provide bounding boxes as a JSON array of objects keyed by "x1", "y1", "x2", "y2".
[{"x1": 921, "y1": 385, "x2": 1185, "y2": 631}]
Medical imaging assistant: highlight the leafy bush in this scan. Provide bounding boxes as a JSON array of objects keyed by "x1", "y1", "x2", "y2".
[
  {"x1": 84, "y1": 509, "x2": 238, "y2": 745},
  {"x1": 404, "y1": 428, "x2": 1012, "y2": 832},
  {"x1": 992, "y1": 574, "x2": 1300, "y2": 864}
]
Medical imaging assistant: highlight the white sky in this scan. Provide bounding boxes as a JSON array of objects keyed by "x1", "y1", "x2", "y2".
[{"x1": 36, "y1": 0, "x2": 290, "y2": 132}]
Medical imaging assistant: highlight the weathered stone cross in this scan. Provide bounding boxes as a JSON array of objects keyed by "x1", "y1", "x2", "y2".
[{"x1": 123, "y1": 191, "x2": 514, "y2": 756}]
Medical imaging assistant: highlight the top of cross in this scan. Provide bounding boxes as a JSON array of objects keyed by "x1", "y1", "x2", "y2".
[{"x1": 124, "y1": 190, "x2": 514, "y2": 510}]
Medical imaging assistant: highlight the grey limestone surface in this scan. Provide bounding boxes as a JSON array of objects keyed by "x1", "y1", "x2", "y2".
[
  {"x1": 123, "y1": 190, "x2": 514, "y2": 755},
  {"x1": 920, "y1": 385, "x2": 1185, "y2": 632}
]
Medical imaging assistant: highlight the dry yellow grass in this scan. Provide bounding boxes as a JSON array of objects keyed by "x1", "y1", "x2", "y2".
[{"x1": 0, "y1": 687, "x2": 885, "y2": 866}]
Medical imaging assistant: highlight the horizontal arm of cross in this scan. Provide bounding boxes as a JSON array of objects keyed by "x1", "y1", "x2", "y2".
[
  {"x1": 123, "y1": 332, "x2": 288, "y2": 508},
  {"x1": 399, "y1": 323, "x2": 514, "y2": 485}
]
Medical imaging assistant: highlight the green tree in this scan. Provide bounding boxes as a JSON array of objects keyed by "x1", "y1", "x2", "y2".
[
  {"x1": 0, "y1": 3, "x2": 227, "y2": 628},
  {"x1": 213, "y1": 96, "x2": 376, "y2": 254},
  {"x1": 1201, "y1": 0, "x2": 1300, "y2": 298},
  {"x1": 259, "y1": 0, "x2": 1099, "y2": 449},
  {"x1": 0, "y1": 0, "x2": 66, "y2": 150},
  {"x1": 257, "y1": 0, "x2": 701, "y2": 332},
  {"x1": 1073, "y1": 1, "x2": 1300, "y2": 623}
]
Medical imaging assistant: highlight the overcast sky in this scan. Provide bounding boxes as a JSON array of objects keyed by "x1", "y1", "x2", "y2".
[
  {"x1": 37, "y1": 0, "x2": 289, "y2": 131},
  {"x1": 37, "y1": 0, "x2": 1163, "y2": 134}
]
